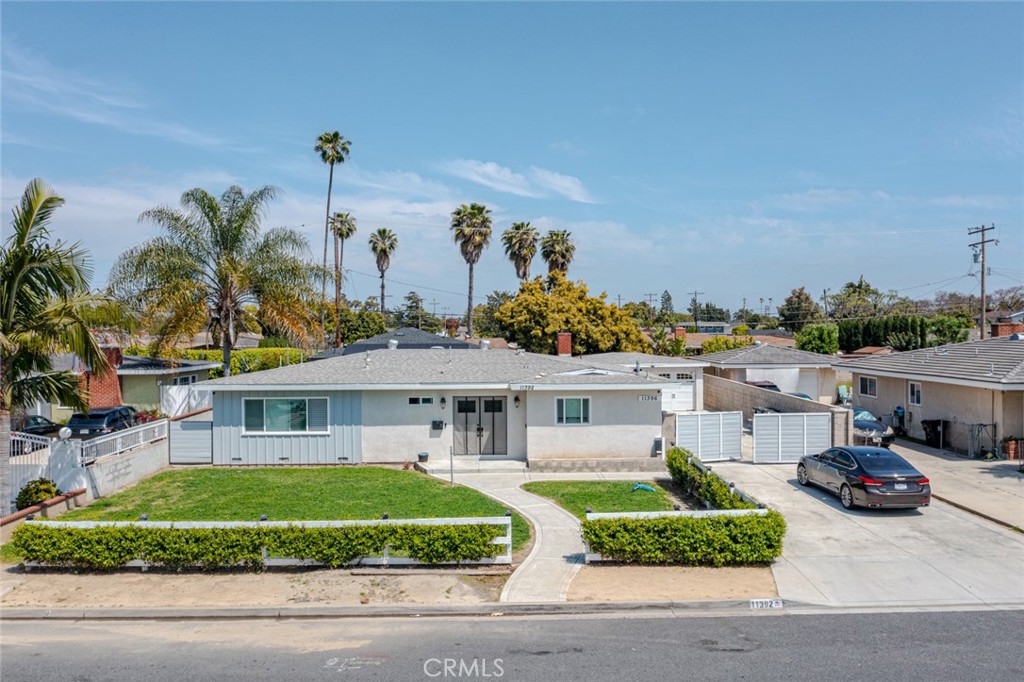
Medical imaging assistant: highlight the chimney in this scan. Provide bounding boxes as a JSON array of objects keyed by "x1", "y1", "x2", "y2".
[
  {"x1": 556, "y1": 332, "x2": 572, "y2": 357},
  {"x1": 480, "y1": 339, "x2": 490, "y2": 351},
  {"x1": 87, "y1": 347, "x2": 123, "y2": 409},
  {"x1": 991, "y1": 322, "x2": 1024, "y2": 338},
  {"x1": 387, "y1": 339, "x2": 399, "y2": 350},
  {"x1": 673, "y1": 325, "x2": 686, "y2": 340}
]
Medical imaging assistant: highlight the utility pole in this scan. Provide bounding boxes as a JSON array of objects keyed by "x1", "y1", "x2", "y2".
[
  {"x1": 741, "y1": 297, "x2": 747, "y2": 324},
  {"x1": 644, "y1": 292, "x2": 658, "y2": 308},
  {"x1": 689, "y1": 290, "x2": 705, "y2": 328},
  {"x1": 968, "y1": 224, "x2": 997, "y2": 340}
]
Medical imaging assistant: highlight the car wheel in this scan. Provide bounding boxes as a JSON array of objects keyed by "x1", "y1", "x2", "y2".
[
  {"x1": 840, "y1": 484, "x2": 855, "y2": 510},
  {"x1": 797, "y1": 465, "x2": 809, "y2": 486}
]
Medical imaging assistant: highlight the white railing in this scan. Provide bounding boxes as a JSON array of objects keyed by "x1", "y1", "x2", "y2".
[
  {"x1": 10, "y1": 432, "x2": 52, "y2": 458},
  {"x1": 25, "y1": 515, "x2": 513, "y2": 567},
  {"x1": 79, "y1": 419, "x2": 169, "y2": 464}
]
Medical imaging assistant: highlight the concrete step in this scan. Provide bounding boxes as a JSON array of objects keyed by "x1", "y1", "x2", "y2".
[
  {"x1": 415, "y1": 458, "x2": 528, "y2": 475},
  {"x1": 528, "y1": 458, "x2": 668, "y2": 473}
]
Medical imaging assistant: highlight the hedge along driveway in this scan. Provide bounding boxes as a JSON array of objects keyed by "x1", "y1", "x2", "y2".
[{"x1": 58, "y1": 467, "x2": 529, "y2": 550}]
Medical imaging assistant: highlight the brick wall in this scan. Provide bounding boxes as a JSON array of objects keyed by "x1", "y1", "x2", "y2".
[
  {"x1": 556, "y1": 332, "x2": 572, "y2": 357},
  {"x1": 86, "y1": 347, "x2": 123, "y2": 408},
  {"x1": 991, "y1": 322, "x2": 1024, "y2": 338},
  {"x1": 703, "y1": 374, "x2": 852, "y2": 446}
]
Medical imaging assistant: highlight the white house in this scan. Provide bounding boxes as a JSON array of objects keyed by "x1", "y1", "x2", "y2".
[
  {"x1": 576, "y1": 352, "x2": 707, "y2": 412},
  {"x1": 699, "y1": 343, "x2": 837, "y2": 402},
  {"x1": 196, "y1": 347, "x2": 681, "y2": 467}
]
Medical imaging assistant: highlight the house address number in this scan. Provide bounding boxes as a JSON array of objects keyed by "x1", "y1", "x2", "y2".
[{"x1": 638, "y1": 395, "x2": 659, "y2": 402}]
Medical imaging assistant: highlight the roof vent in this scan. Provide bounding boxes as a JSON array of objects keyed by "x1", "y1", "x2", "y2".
[
  {"x1": 753, "y1": 340, "x2": 762, "y2": 346},
  {"x1": 1011, "y1": 333, "x2": 1024, "y2": 341},
  {"x1": 387, "y1": 339, "x2": 399, "y2": 350},
  {"x1": 480, "y1": 339, "x2": 490, "y2": 350}
]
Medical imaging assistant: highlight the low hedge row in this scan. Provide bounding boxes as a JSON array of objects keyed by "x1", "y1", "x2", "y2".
[
  {"x1": 11, "y1": 522, "x2": 505, "y2": 570},
  {"x1": 581, "y1": 512, "x2": 786, "y2": 565},
  {"x1": 666, "y1": 446, "x2": 756, "y2": 510}
]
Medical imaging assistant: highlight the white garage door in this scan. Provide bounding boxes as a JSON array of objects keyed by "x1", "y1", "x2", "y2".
[
  {"x1": 753, "y1": 412, "x2": 831, "y2": 464},
  {"x1": 675, "y1": 411, "x2": 742, "y2": 462}
]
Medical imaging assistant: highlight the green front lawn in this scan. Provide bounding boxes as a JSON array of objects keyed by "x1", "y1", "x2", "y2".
[
  {"x1": 54, "y1": 467, "x2": 529, "y2": 550},
  {"x1": 521, "y1": 480, "x2": 677, "y2": 520}
]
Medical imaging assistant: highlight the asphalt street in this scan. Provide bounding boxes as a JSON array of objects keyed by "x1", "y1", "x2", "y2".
[{"x1": 3, "y1": 610, "x2": 1022, "y2": 682}]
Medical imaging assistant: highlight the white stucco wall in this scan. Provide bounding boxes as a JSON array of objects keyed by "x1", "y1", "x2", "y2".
[
  {"x1": 714, "y1": 366, "x2": 834, "y2": 402},
  {"x1": 524, "y1": 389, "x2": 663, "y2": 460}
]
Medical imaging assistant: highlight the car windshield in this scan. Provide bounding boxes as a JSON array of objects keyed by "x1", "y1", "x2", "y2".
[
  {"x1": 857, "y1": 451, "x2": 918, "y2": 473},
  {"x1": 68, "y1": 413, "x2": 108, "y2": 425},
  {"x1": 854, "y1": 409, "x2": 880, "y2": 422}
]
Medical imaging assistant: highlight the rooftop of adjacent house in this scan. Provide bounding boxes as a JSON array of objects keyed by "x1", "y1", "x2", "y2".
[
  {"x1": 310, "y1": 327, "x2": 474, "y2": 359},
  {"x1": 578, "y1": 352, "x2": 708, "y2": 369},
  {"x1": 699, "y1": 343, "x2": 835, "y2": 367},
  {"x1": 679, "y1": 332, "x2": 797, "y2": 349},
  {"x1": 834, "y1": 335, "x2": 1024, "y2": 386},
  {"x1": 200, "y1": 348, "x2": 674, "y2": 390},
  {"x1": 117, "y1": 355, "x2": 221, "y2": 375}
]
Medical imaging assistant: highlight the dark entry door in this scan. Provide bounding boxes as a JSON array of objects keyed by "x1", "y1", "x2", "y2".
[{"x1": 453, "y1": 396, "x2": 507, "y2": 456}]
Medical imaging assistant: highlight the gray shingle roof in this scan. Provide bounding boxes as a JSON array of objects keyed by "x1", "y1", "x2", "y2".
[
  {"x1": 580, "y1": 352, "x2": 707, "y2": 368},
  {"x1": 200, "y1": 348, "x2": 671, "y2": 390},
  {"x1": 835, "y1": 336, "x2": 1024, "y2": 386},
  {"x1": 318, "y1": 328, "x2": 473, "y2": 357},
  {"x1": 699, "y1": 344, "x2": 835, "y2": 367},
  {"x1": 118, "y1": 355, "x2": 220, "y2": 374}
]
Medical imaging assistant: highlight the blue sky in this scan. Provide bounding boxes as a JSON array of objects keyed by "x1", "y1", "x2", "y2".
[{"x1": 2, "y1": 1, "x2": 1022, "y2": 320}]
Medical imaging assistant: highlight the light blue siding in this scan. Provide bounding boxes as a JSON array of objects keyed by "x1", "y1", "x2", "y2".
[{"x1": 211, "y1": 390, "x2": 362, "y2": 465}]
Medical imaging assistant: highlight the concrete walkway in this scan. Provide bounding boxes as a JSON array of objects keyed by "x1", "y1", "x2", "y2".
[
  {"x1": 424, "y1": 468, "x2": 665, "y2": 603},
  {"x1": 888, "y1": 440, "x2": 1024, "y2": 530}
]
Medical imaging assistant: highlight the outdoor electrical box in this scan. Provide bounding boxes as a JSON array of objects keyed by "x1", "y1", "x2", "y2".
[{"x1": 431, "y1": 420, "x2": 445, "y2": 431}]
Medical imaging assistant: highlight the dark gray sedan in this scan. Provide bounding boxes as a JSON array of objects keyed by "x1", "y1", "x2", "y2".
[{"x1": 797, "y1": 446, "x2": 931, "y2": 510}]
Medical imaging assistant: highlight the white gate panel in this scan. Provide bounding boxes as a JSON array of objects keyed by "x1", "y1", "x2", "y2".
[
  {"x1": 753, "y1": 413, "x2": 831, "y2": 464},
  {"x1": 169, "y1": 420, "x2": 213, "y2": 464},
  {"x1": 675, "y1": 412, "x2": 742, "y2": 462}
]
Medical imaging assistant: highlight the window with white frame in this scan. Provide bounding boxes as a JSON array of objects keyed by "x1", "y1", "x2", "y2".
[
  {"x1": 675, "y1": 372, "x2": 693, "y2": 381},
  {"x1": 173, "y1": 374, "x2": 197, "y2": 386},
  {"x1": 243, "y1": 397, "x2": 328, "y2": 434},
  {"x1": 408, "y1": 397, "x2": 434, "y2": 405},
  {"x1": 556, "y1": 397, "x2": 590, "y2": 425},
  {"x1": 908, "y1": 382, "x2": 922, "y2": 406},
  {"x1": 859, "y1": 376, "x2": 877, "y2": 398}
]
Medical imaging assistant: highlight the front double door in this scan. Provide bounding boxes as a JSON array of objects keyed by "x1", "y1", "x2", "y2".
[{"x1": 453, "y1": 396, "x2": 508, "y2": 456}]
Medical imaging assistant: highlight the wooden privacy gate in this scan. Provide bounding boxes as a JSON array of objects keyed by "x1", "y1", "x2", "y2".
[
  {"x1": 674, "y1": 412, "x2": 743, "y2": 462},
  {"x1": 752, "y1": 412, "x2": 831, "y2": 464}
]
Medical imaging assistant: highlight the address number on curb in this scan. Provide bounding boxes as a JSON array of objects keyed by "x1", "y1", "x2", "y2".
[{"x1": 749, "y1": 599, "x2": 784, "y2": 609}]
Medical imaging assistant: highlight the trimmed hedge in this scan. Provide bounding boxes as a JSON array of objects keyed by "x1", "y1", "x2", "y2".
[
  {"x1": 581, "y1": 512, "x2": 786, "y2": 566},
  {"x1": 666, "y1": 446, "x2": 756, "y2": 510},
  {"x1": 123, "y1": 346, "x2": 307, "y2": 379},
  {"x1": 578, "y1": 446, "x2": 786, "y2": 565},
  {"x1": 10, "y1": 522, "x2": 506, "y2": 570}
]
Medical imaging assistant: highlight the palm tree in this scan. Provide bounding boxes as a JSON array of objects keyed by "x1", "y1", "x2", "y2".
[
  {"x1": 501, "y1": 222, "x2": 538, "y2": 282},
  {"x1": 330, "y1": 211, "x2": 357, "y2": 347},
  {"x1": 450, "y1": 203, "x2": 492, "y2": 337},
  {"x1": 314, "y1": 131, "x2": 352, "y2": 334},
  {"x1": 368, "y1": 229, "x2": 398, "y2": 317},
  {"x1": 541, "y1": 229, "x2": 576, "y2": 274},
  {"x1": 109, "y1": 185, "x2": 321, "y2": 376},
  {"x1": 1, "y1": 179, "x2": 109, "y2": 510}
]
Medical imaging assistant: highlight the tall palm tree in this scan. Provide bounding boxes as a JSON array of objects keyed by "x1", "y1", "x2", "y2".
[
  {"x1": 368, "y1": 229, "x2": 398, "y2": 316},
  {"x1": 541, "y1": 229, "x2": 576, "y2": 274},
  {"x1": 1, "y1": 179, "x2": 109, "y2": 510},
  {"x1": 314, "y1": 131, "x2": 351, "y2": 334},
  {"x1": 501, "y1": 221, "x2": 538, "y2": 282},
  {"x1": 450, "y1": 203, "x2": 492, "y2": 337},
  {"x1": 330, "y1": 211, "x2": 357, "y2": 347},
  {"x1": 109, "y1": 185, "x2": 321, "y2": 376}
]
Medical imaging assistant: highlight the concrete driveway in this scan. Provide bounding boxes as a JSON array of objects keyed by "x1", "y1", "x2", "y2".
[{"x1": 712, "y1": 460, "x2": 1024, "y2": 608}]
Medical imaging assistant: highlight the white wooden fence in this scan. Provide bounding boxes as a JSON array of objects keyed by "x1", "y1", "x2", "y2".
[
  {"x1": 24, "y1": 515, "x2": 513, "y2": 567},
  {"x1": 73, "y1": 419, "x2": 169, "y2": 465},
  {"x1": 675, "y1": 411, "x2": 743, "y2": 462},
  {"x1": 752, "y1": 412, "x2": 831, "y2": 464}
]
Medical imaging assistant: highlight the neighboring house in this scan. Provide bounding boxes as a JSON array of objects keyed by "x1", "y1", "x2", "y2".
[
  {"x1": 196, "y1": 345, "x2": 677, "y2": 466},
  {"x1": 576, "y1": 352, "x2": 707, "y2": 411},
  {"x1": 699, "y1": 343, "x2": 838, "y2": 402},
  {"x1": 834, "y1": 330, "x2": 1024, "y2": 453},
  {"x1": 310, "y1": 327, "x2": 473, "y2": 360},
  {"x1": 27, "y1": 348, "x2": 220, "y2": 419}
]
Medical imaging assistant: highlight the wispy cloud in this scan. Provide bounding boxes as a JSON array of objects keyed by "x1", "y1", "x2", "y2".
[
  {"x1": 439, "y1": 159, "x2": 597, "y2": 203},
  {"x1": 929, "y1": 194, "x2": 1018, "y2": 210},
  {"x1": 2, "y1": 43, "x2": 223, "y2": 147},
  {"x1": 759, "y1": 188, "x2": 861, "y2": 212}
]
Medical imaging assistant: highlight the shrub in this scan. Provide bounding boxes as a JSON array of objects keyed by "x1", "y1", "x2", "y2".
[
  {"x1": 15, "y1": 479, "x2": 62, "y2": 511},
  {"x1": 665, "y1": 447, "x2": 755, "y2": 510},
  {"x1": 10, "y1": 522, "x2": 507, "y2": 570}
]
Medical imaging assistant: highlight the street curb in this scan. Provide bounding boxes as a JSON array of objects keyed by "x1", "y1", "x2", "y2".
[
  {"x1": 0, "y1": 598, "x2": 800, "y2": 621},
  {"x1": 933, "y1": 495, "x2": 1023, "y2": 535}
]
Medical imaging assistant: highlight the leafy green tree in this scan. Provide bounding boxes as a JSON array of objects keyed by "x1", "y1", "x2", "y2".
[
  {"x1": 700, "y1": 335, "x2": 753, "y2": 354},
  {"x1": 623, "y1": 301, "x2": 656, "y2": 328},
  {"x1": 501, "y1": 222, "x2": 538, "y2": 282},
  {"x1": 690, "y1": 300, "x2": 731, "y2": 323},
  {"x1": 795, "y1": 323, "x2": 839, "y2": 355},
  {"x1": 658, "y1": 290, "x2": 675, "y2": 324},
  {"x1": 450, "y1": 203, "x2": 492, "y2": 337},
  {"x1": 368, "y1": 228, "x2": 398, "y2": 316},
  {"x1": 778, "y1": 287, "x2": 822, "y2": 332},
  {"x1": 315, "y1": 131, "x2": 352, "y2": 331},
  {"x1": 827, "y1": 276, "x2": 913, "y2": 319},
  {"x1": 732, "y1": 324, "x2": 750, "y2": 336},
  {"x1": 109, "y1": 185, "x2": 320, "y2": 376},
  {"x1": 472, "y1": 291, "x2": 515, "y2": 338},
  {"x1": 1, "y1": 179, "x2": 110, "y2": 509},
  {"x1": 650, "y1": 327, "x2": 687, "y2": 356},
  {"x1": 394, "y1": 292, "x2": 442, "y2": 332},
  {"x1": 495, "y1": 273, "x2": 649, "y2": 355},
  {"x1": 540, "y1": 230, "x2": 576, "y2": 274},
  {"x1": 336, "y1": 307, "x2": 387, "y2": 344},
  {"x1": 80, "y1": 300, "x2": 139, "y2": 334},
  {"x1": 330, "y1": 212, "x2": 357, "y2": 347},
  {"x1": 927, "y1": 314, "x2": 971, "y2": 346}
]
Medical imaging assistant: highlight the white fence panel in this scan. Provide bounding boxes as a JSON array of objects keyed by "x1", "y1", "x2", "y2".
[
  {"x1": 675, "y1": 411, "x2": 743, "y2": 462},
  {"x1": 161, "y1": 385, "x2": 212, "y2": 418},
  {"x1": 753, "y1": 412, "x2": 831, "y2": 464},
  {"x1": 169, "y1": 420, "x2": 213, "y2": 464}
]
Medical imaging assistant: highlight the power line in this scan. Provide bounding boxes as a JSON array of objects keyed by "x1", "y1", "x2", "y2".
[{"x1": 968, "y1": 224, "x2": 997, "y2": 339}]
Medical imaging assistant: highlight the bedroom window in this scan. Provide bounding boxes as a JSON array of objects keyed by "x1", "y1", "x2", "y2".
[
  {"x1": 556, "y1": 397, "x2": 590, "y2": 425},
  {"x1": 859, "y1": 376, "x2": 877, "y2": 398},
  {"x1": 243, "y1": 397, "x2": 328, "y2": 434}
]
